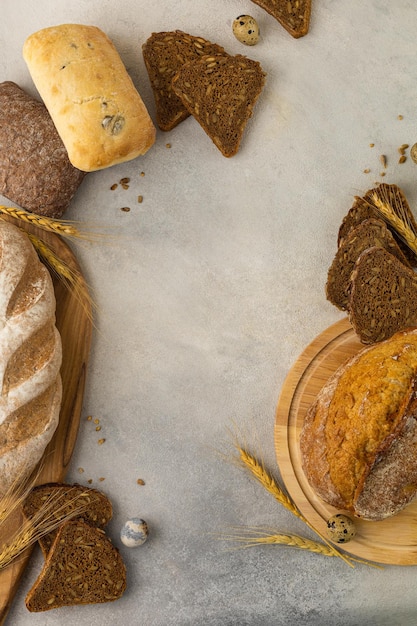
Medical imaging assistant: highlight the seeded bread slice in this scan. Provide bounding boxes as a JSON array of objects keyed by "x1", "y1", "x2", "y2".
[
  {"x1": 349, "y1": 246, "x2": 417, "y2": 344},
  {"x1": 326, "y1": 218, "x2": 411, "y2": 311},
  {"x1": 142, "y1": 31, "x2": 227, "y2": 131},
  {"x1": 25, "y1": 519, "x2": 126, "y2": 611},
  {"x1": 249, "y1": 0, "x2": 311, "y2": 38},
  {"x1": 23, "y1": 483, "x2": 113, "y2": 557},
  {"x1": 338, "y1": 184, "x2": 417, "y2": 266},
  {"x1": 171, "y1": 54, "x2": 266, "y2": 157}
]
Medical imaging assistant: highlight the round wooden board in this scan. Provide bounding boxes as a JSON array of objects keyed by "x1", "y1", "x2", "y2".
[
  {"x1": 275, "y1": 317, "x2": 417, "y2": 566},
  {"x1": 0, "y1": 218, "x2": 93, "y2": 623}
]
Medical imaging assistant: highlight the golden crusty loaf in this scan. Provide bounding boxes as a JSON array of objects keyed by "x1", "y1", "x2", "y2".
[
  {"x1": 0, "y1": 221, "x2": 62, "y2": 496},
  {"x1": 25, "y1": 519, "x2": 126, "y2": 611},
  {"x1": 23, "y1": 24, "x2": 156, "y2": 171},
  {"x1": 300, "y1": 328, "x2": 417, "y2": 520}
]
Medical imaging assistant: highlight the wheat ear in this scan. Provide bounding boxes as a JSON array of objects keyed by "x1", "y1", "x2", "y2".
[
  {"x1": 236, "y1": 446, "x2": 355, "y2": 567},
  {"x1": 0, "y1": 205, "x2": 81, "y2": 238}
]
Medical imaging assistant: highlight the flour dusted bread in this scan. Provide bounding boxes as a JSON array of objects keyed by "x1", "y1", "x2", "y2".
[
  {"x1": 300, "y1": 328, "x2": 417, "y2": 520},
  {"x1": 23, "y1": 24, "x2": 156, "y2": 171},
  {"x1": 0, "y1": 221, "x2": 62, "y2": 495}
]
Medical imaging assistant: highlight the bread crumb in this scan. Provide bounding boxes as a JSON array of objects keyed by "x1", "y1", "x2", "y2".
[{"x1": 78, "y1": 467, "x2": 84, "y2": 474}]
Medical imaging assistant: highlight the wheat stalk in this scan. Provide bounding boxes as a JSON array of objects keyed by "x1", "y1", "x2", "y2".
[
  {"x1": 0, "y1": 205, "x2": 82, "y2": 238},
  {"x1": 236, "y1": 446, "x2": 356, "y2": 567},
  {"x1": 28, "y1": 232, "x2": 94, "y2": 323}
]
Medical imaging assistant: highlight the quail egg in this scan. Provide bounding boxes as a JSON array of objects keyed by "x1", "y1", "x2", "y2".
[
  {"x1": 232, "y1": 15, "x2": 260, "y2": 46},
  {"x1": 326, "y1": 514, "x2": 356, "y2": 543},
  {"x1": 120, "y1": 517, "x2": 149, "y2": 548}
]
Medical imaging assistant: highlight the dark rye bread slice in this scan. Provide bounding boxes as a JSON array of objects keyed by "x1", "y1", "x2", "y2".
[
  {"x1": 172, "y1": 54, "x2": 266, "y2": 157},
  {"x1": 326, "y1": 218, "x2": 411, "y2": 310},
  {"x1": 249, "y1": 0, "x2": 311, "y2": 38},
  {"x1": 23, "y1": 483, "x2": 113, "y2": 557},
  {"x1": 349, "y1": 246, "x2": 417, "y2": 344},
  {"x1": 338, "y1": 184, "x2": 417, "y2": 267},
  {"x1": 25, "y1": 519, "x2": 126, "y2": 611},
  {"x1": 142, "y1": 31, "x2": 227, "y2": 131}
]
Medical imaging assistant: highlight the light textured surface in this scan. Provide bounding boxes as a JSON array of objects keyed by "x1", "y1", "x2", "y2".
[{"x1": 2, "y1": 1, "x2": 417, "y2": 624}]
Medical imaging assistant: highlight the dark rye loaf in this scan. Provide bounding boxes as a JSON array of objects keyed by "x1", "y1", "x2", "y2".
[
  {"x1": 349, "y1": 246, "x2": 417, "y2": 344},
  {"x1": 326, "y1": 218, "x2": 411, "y2": 311},
  {"x1": 25, "y1": 519, "x2": 126, "y2": 611},
  {"x1": 0, "y1": 81, "x2": 85, "y2": 218},
  {"x1": 172, "y1": 54, "x2": 266, "y2": 157},
  {"x1": 23, "y1": 483, "x2": 113, "y2": 557},
  {"x1": 142, "y1": 31, "x2": 227, "y2": 131},
  {"x1": 338, "y1": 184, "x2": 417, "y2": 267},
  {"x1": 249, "y1": 0, "x2": 311, "y2": 38}
]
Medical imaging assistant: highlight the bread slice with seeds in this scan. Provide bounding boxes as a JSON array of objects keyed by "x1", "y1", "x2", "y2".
[
  {"x1": 349, "y1": 246, "x2": 417, "y2": 343},
  {"x1": 142, "y1": 31, "x2": 227, "y2": 131},
  {"x1": 171, "y1": 54, "x2": 266, "y2": 157},
  {"x1": 326, "y1": 218, "x2": 411, "y2": 311},
  {"x1": 249, "y1": 0, "x2": 311, "y2": 38},
  {"x1": 23, "y1": 483, "x2": 113, "y2": 557},
  {"x1": 25, "y1": 519, "x2": 126, "y2": 611},
  {"x1": 338, "y1": 184, "x2": 417, "y2": 267}
]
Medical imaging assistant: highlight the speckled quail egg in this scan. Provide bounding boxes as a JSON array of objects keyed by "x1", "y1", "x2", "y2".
[
  {"x1": 232, "y1": 15, "x2": 260, "y2": 46},
  {"x1": 326, "y1": 514, "x2": 356, "y2": 543},
  {"x1": 120, "y1": 518, "x2": 149, "y2": 548}
]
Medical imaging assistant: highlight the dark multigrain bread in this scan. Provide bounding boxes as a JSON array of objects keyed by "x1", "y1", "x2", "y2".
[
  {"x1": 25, "y1": 519, "x2": 127, "y2": 612},
  {"x1": 349, "y1": 246, "x2": 417, "y2": 344},
  {"x1": 338, "y1": 184, "x2": 417, "y2": 267},
  {"x1": 0, "y1": 81, "x2": 85, "y2": 218},
  {"x1": 23, "y1": 483, "x2": 113, "y2": 557},
  {"x1": 171, "y1": 54, "x2": 266, "y2": 157},
  {"x1": 326, "y1": 218, "x2": 411, "y2": 310},
  {"x1": 300, "y1": 328, "x2": 417, "y2": 520},
  {"x1": 142, "y1": 31, "x2": 227, "y2": 131},
  {"x1": 249, "y1": 0, "x2": 311, "y2": 38}
]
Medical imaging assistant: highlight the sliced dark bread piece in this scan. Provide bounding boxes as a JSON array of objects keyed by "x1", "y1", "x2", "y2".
[
  {"x1": 249, "y1": 0, "x2": 311, "y2": 38},
  {"x1": 25, "y1": 519, "x2": 126, "y2": 611},
  {"x1": 23, "y1": 483, "x2": 113, "y2": 557},
  {"x1": 142, "y1": 31, "x2": 227, "y2": 131},
  {"x1": 326, "y1": 218, "x2": 411, "y2": 311},
  {"x1": 338, "y1": 184, "x2": 417, "y2": 266},
  {"x1": 349, "y1": 246, "x2": 417, "y2": 343},
  {"x1": 171, "y1": 54, "x2": 266, "y2": 157}
]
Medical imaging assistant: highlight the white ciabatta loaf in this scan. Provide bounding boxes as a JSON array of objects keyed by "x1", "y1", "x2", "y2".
[
  {"x1": 0, "y1": 221, "x2": 62, "y2": 495},
  {"x1": 23, "y1": 24, "x2": 156, "y2": 172}
]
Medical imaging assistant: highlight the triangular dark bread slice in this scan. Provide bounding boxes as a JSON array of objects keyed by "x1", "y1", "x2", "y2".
[
  {"x1": 338, "y1": 184, "x2": 417, "y2": 266},
  {"x1": 142, "y1": 31, "x2": 227, "y2": 131},
  {"x1": 349, "y1": 246, "x2": 417, "y2": 344},
  {"x1": 25, "y1": 519, "x2": 126, "y2": 611},
  {"x1": 326, "y1": 218, "x2": 411, "y2": 311},
  {"x1": 171, "y1": 54, "x2": 266, "y2": 157},
  {"x1": 23, "y1": 483, "x2": 113, "y2": 557},
  {"x1": 249, "y1": 0, "x2": 311, "y2": 38}
]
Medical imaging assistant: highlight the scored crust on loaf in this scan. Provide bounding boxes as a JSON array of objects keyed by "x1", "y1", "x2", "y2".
[
  {"x1": 0, "y1": 221, "x2": 62, "y2": 496},
  {"x1": 23, "y1": 24, "x2": 156, "y2": 172},
  {"x1": 23, "y1": 483, "x2": 113, "y2": 557},
  {"x1": 326, "y1": 218, "x2": 411, "y2": 311},
  {"x1": 300, "y1": 328, "x2": 417, "y2": 519},
  {"x1": 171, "y1": 54, "x2": 266, "y2": 157},
  {"x1": 25, "y1": 519, "x2": 127, "y2": 611},
  {"x1": 338, "y1": 184, "x2": 417, "y2": 267},
  {"x1": 249, "y1": 0, "x2": 312, "y2": 38},
  {"x1": 349, "y1": 246, "x2": 417, "y2": 344},
  {"x1": 142, "y1": 30, "x2": 227, "y2": 131},
  {"x1": 0, "y1": 82, "x2": 85, "y2": 218}
]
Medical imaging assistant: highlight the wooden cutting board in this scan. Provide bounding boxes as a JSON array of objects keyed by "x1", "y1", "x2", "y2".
[
  {"x1": 0, "y1": 218, "x2": 93, "y2": 622},
  {"x1": 275, "y1": 318, "x2": 417, "y2": 566}
]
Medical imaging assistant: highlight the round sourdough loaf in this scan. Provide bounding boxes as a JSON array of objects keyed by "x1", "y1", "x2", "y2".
[
  {"x1": 0, "y1": 221, "x2": 62, "y2": 495},
  {"x1": 300, "y1": 328, "x2": 417, "y2": 520}
]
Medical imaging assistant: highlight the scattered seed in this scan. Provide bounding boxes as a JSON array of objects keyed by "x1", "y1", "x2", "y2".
[
  {"x1": 98, "y1": 438, "x2": 106, "y2": 445},
  {"x1": 137, "y1": 478, "x2": 145, "y2": 485},
  {"x1": 369, "y1": 143, "x2": 375, "y2": 148},
  {"x1": 99, "y1": 477, "x2": 106, "y2": 482},
  {"x1": 165, "y1": 143, "x2": 171, "y2": 148},
  {"x1": 138, "y1": 195, "x2": 143, "y2": 203},
  {"x1": 110, "y1": 183, "x2": 118, "y2": 191},
  {"x1": 96, "y1": 426, "x2": 102, "y2": 431},
  {"x1": 398, "y1": 114, "x2": 404, "y2": 120},
  {"x1": 121, "y1": 207, "x2": 130, "y2": 212},
  {"x1": 399, "y1": 155, "x2": 407, "y2": 164},
  {"x1": 140, "y1": 171, "x2": 145, "y2": 177},
  {"x1": 86, "y1": 416, "x2": 93, "y2": 421},
  {"x1": 87, "y1": 479, "x2": 93, "y2": 484},
  {"x1": 119, "y1": 177, "x2": 130, "y2": 184},
  {"x1": 94, "y1": 418, "x2": 100, "y2": 425},
  {"x1": 78, "y1": 467, "x2": 85, "y2": 474},
  {"x1": 363, "y1": 168, "x2": 371, "y2": 173},
  {"x1": 380, "y1": 171, "x2": 386, "y2": 177},
  {"x1": 380, "y1": 154, "x2": 387, "y2": 168}
]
